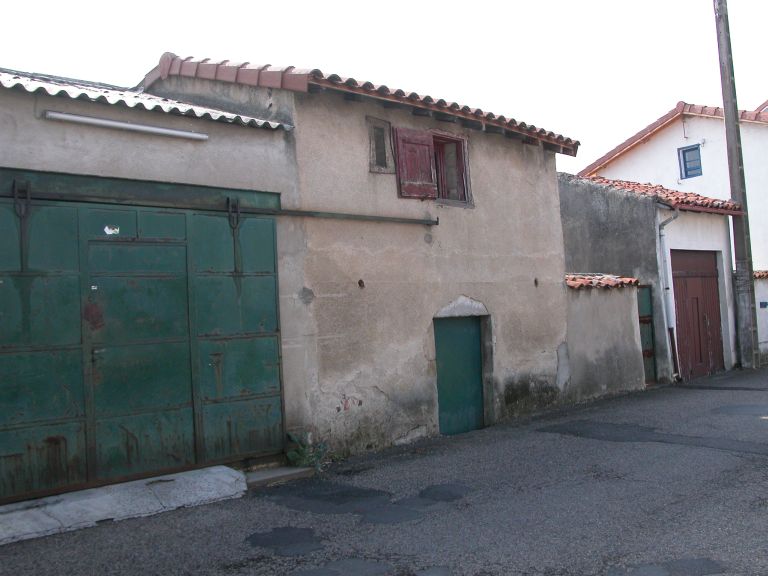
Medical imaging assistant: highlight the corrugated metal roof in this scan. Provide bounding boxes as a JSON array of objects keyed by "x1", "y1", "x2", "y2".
[
  {"x1": 579, "y1": 176, "x2": 742, "y2": 215},
  {"x1": 565, "y1": 273, "x2": 639, "y2": 290},
  {"x1": 140, "y1": 53, "x2": 579, "y2": 156},
  {"x1": 0, "y1": 68, "x2": 290, "y2": 131}
]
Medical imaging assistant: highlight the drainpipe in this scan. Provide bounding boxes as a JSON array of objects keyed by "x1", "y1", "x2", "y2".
[{"x1": 657, "y1": 202, "x2": 680, "y2": 379}]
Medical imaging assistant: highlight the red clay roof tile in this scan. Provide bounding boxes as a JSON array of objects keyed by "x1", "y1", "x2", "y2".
[
  {"x1": 565, "y1": 273, "x2": 639, "y2": 290},
  {"x1": 755, "y1": 270, "x2": 768, "y2": 280},
  {"x1": 578, "y1": 176, "x2": 742, "y2": 215},
  {"x1": 141, "y1": 52, "x2": 579, "y2": 156}
]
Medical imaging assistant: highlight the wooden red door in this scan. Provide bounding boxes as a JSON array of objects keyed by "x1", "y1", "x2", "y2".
[{"x1": 671, "y1": 250, "x2": 725, "y2": 380}]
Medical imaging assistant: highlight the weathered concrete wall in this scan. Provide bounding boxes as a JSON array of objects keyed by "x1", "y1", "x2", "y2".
[
  {"x1": 146, "y1": 76, "x2": 296, "y2": 126},
  {"x1": 558, "y1": 173, "x2": 674, "y2": 383},
  {"x1": 661, "y1": 211, "x2": 737, "y2": 369},
  {"x1": 0, "y1": 89, "x2": 309, "y2": 419},
  {"x1": 2, "y1": 80, "x2": 572, "y2": 455},
  {"x1": 566, "y1": 287, "x2": 645, "y2": 400},
  {"x1": 755, "y1": 278, "x2": 768, "y2": 363},
  {"x1": 558, "y1": 173, "x2": 658, "y2": 278},
  {"x1": 282, "y1": 91, "x2": 569, "y2": 454},
  {"x1": 0, "y1": 88, "x2": 296, "y2": 195}
]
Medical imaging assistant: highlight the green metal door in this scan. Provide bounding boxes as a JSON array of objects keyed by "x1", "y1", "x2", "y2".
[
  {"x1": 433, "y1": 316, "x2": 484, "y2": 435},
  {"x1": 0, "y1": 201, "x2": 87, "y2": 497},
  {"x1": 190, "y1": 213, "x2": 282, "y2": 461},
  {"x1": 637, "y1": 286, "x2": 656, "y2": 384},
  {"x1": 85, "y1": 208, "x2": 195, "y2": 480},
  {"x1": 0, "y1": 169, "x2": 283, "y2": 502}
]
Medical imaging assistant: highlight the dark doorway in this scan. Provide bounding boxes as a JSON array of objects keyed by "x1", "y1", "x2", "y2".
[{"x1": 671, "y1": 250, "x2": 725, "y2": 380}]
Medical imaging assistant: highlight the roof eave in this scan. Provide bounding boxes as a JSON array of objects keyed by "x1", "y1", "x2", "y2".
[
  {"x1": 674, "y1": 204, "x2": 743, "y2": 216},
  {"x1": 310, "y1": 79, "x2": 579, "y2": 156},
  {"x1": 578, "y1": 102, "x2": 686, "y2": 177},
  {"x1": 140, "y1": 53, "x2": 579, "y2": 156}
]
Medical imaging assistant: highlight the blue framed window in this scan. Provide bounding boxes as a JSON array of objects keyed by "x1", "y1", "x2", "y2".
[{"x1": 678, "y1": 144, "x2": 702, "y2": 179}]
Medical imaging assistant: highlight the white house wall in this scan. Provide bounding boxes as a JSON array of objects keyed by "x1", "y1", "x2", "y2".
[
  {"x1": 659, "y1": 210, "x2": 737, "y2": 369},
  {"x1": 597, "y1": 115, "x2": 768, "y2": 269},
  {"x1": 756, "y1": 279, "x2": 768, "y2": 361}
]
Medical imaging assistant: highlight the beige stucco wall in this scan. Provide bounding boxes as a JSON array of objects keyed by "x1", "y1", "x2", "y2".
[
  {"x1": 2, "y1": 82, "x2": 571, "y2": 454},
  {"x1": 281, "y1": 91, "x2": 569, "y2": 453},
  {"x1": 565, "y1": 287, "x2": 645, "y2": 399},
  {"x1": 0, "y1": 88, "x2": 295, "y2": 194}
]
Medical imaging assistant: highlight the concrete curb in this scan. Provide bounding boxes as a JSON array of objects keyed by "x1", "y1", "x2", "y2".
[
  {"x1": 246, "y1": 466, "x2": 315, "y2": 489},
  {"x1": 0, "y1": 466, "x2": 246, "y2": 546}
]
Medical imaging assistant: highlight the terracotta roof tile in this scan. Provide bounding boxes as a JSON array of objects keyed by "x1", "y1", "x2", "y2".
[
  {"x1": 755, "y1": 270, "x2": 768, "y2": 280},
  {"x1": 565, "y1": 273, "x2": 639, "y2": 290},
  {"x1": 579, "y1": 176, "x2": 742, "y2": 215},
  {"x1": 579, "y1": 101, "x2": 768, "y2": 177},
  {"x1": 140, "y1": 52, "x2": 579, "y2": 156},
  {"x1": 0, "y1": 68, "x2": 291, "y2": 131}
]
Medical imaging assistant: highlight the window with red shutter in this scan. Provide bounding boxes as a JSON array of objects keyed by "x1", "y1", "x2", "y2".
[
  {"x1": 394, "y1": 127, "x2": 470, "y2": 204},
  {"x1": 394, "y1": 128, "x2": 438, "y2": 199}
]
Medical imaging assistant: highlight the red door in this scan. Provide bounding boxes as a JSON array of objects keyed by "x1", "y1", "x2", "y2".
[{"x1": 671, "y1": 250, "x2": 725, "y2": 380}]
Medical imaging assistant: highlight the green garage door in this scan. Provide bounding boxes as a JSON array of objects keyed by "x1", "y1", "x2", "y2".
[{"x1": 0, "y1": 169, "x2": 283, "y2": 502}]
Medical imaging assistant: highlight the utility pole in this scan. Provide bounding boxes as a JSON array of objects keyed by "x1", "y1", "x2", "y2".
[{"x1": 714, "y1": 0, "x2": 759, "y2": 369}]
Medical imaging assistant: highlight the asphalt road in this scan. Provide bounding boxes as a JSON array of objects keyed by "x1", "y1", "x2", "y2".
[{"x1": 3, "y1": 368, "x2": 768, "y2": 576}]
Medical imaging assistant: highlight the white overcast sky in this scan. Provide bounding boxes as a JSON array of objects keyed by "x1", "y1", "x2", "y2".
[{"x1": 1, "y1": 0, "x2": 763, "y2": 175}]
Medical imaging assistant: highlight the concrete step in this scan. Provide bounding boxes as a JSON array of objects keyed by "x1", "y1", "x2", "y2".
[{"x1": 0, "y1": 466, "x2": 246, "y2": 546}]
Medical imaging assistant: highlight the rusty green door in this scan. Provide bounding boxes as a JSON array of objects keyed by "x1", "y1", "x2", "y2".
[
  {"x1": 637, "y1": 286, "x2": 656, "y2": 384},
  {"x1": 0, "y1": 170, "x2": 282, "y2": 502},
  {"x1": 433, "y1": 316, "x2": 484, "y2": 435},
  {"x1": 190, "y1": 213, "x2": 283, "y2": 461}
]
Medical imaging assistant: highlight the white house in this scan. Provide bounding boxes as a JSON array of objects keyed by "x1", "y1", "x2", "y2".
[{"x1": 578, "y1": 101, "x2": 768, "y2": 270}]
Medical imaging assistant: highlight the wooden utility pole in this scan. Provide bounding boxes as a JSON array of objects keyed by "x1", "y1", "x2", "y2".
[{"x1": 714, "y1": 0, "x2": 759, "y2": 368}]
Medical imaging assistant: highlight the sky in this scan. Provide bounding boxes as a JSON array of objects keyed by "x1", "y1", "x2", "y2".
[{"x1": 1, "y1": 0, "x2": 763, "y2": 175}]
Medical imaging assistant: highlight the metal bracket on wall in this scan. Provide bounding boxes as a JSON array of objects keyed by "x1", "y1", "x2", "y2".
[
  {"x1": 227, "y1": 197, "x2": 241, "y2": 231},
  {"x1": 12, "y1": 179, "x2": 31, "y2": 220}
]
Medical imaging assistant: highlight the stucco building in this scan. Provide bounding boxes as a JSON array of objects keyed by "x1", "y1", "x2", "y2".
[
  {"x1": 577, "y1": 101, "x2": 767, "y2": 368},
  {"x1": 0, "y1": 53, "x2": 580, "y2": 502},
  {"x1": 559, "y1": 174, "x2": 740, "y2": 383},
  {"x1": 578, "y1": 101, "x2": 767, "y2": 269}
]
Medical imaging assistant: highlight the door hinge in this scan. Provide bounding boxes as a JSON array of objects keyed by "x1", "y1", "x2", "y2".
[
  {"x1": 12, "y1": 179, "x2": 31, "y2": 220},
  {"x1": 227, "y1": 197, "x2": 241, "y2": 231}
]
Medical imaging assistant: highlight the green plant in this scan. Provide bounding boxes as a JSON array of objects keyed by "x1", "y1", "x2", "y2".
[{"x1": 286, "y1": 431, "x2": 328, "y2": 471}]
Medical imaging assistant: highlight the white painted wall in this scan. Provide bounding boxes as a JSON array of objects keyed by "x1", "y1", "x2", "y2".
[
  {"x1": 597, "y1": 115, "x2": 768, "y2": 269},
  {"x1": 658, "y1": 210, "x2": 737, "y2": 369},
  {"x1": 756, "y1": 278, "x2": 768, "y2": 359}
]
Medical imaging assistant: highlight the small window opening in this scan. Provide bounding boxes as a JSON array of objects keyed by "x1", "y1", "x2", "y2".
[
  {"x1": 367, "y1": 117, "x2": 395, "y2": 174},
  {"x1": 678, "y1": 144, "x2": 702, "y2": 179},
  {"x1": 373, "y1": 126, "x2": 388, "y2": 168}
]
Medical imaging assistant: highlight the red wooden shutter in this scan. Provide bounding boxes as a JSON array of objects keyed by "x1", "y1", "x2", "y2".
[{"x1": 394, "y1": 128, "x2": 438, "y2": 199}]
